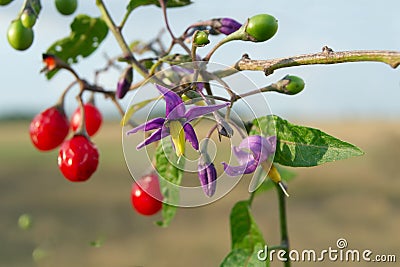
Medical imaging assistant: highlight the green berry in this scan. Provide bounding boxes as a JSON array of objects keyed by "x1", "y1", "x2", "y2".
[
  {"x1": 7, "y1": 19, "x2": 34, "y2": 51},
  {"x1": 18, "y1": 214, "x2": 33, "y2": 230},
  {"x1": 194, "y1": 30, "x2": 210, "y2": 46},
  {"x1": 21, "y1": 10, "x2": 37, "y2": 28},
  {"x1": 283, "y1": 75, "x2": 305, "y2": 95},
  {"x1": 55, "y1": 0, "x2": 77, "y2": 16},
  {"x1": 246, "y1": 14, "x2": 278, "y2": 42},
  {"x1": 0, "y1": 0, "x2": 13, "y2": 6}
]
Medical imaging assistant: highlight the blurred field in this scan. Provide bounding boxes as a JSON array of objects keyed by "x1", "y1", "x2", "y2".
[{"x1": 0, "y1": 120, "x2": 399, "y2": 267}]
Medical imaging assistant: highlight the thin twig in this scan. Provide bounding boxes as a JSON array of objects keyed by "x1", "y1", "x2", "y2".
[{"x1": 236, "y1": 49, "x2": 400, "y2": 76}]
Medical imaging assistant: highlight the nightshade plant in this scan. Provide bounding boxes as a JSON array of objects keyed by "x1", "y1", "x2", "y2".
[{"x1": 3, "y1": 0, "x2": 400, "y2": 266}]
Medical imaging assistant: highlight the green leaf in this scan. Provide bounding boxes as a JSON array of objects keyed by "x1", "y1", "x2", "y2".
[
  {"x1": 221, "y1": 244, "x2": 266, "y2": 267},
  {"x1": 221, "y1": 201, "x2": 268, "y2": 267},
  {"x1": 254, "y1": 165, "x2": 296, "y2": 196},
  {"x1": 155, "y1": 139, "x2": 185, "y2": 227},
  {"x1": 127, "y1": 0, "x2": 192, "y2": 12},
  {"x1": 45, "y1": 15, "x2": 109, "y2": 79},
  {"x1": 121, "y1": 97, "x2": 159, "y2": 126},
  {"x1": 250, "y1": 115, "x2": 364, "y2": 167}
]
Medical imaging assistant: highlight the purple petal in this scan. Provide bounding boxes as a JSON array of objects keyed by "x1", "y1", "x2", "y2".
[
  {"x1": 219, "y1": 18, "x2": 242, "y2": 35},
  {"x1": 136, "y1": 128, "x2": 163, "y2": 149},
  {"x1": 183, "y1": 123, "x2": 199, "y2": 150},
  {"x1": 167, "y1": 102, "x2": 187, "y2": 120},
  {"x1": 222, "y1": 158, "x2": 259, "y2": 176},
  {"x1": 170, "y1": 65, "x2": 194, "y2": 74},
  {"x1": 232, "y1": 146, "x2": 253, "y2": 165},
  {"x1": 126, "y1": 117, "x2": 165, "y2": 135},
  {"x1": 196, "y1": 82, "x2": 205, "y2": 92},
  {"x1": 155, "y1": 84, "x2": 185, "y2": 118},
  {"x1": 238, "y1": 135, "x2": 276, "y2": 162},
  {"x1": 185, "y1": 102, "x2": 229, "y2": 121}
]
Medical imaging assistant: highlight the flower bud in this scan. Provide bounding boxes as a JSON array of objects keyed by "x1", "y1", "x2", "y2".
[
  {"x1": 218, "y1": 18, "x2": 242, "y2": 35},
  {"x1": 279, "y1": 75, "x2": 305, "y2": 95},
  {"x1": 198, "y1": 155, "x2": 217, "y2": 197},
  {"x1": 116, "y1": 66, "x2": 133, "y2": 99}
]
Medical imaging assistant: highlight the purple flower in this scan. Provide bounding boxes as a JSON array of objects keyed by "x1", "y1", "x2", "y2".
[
  {"x1": 222, "y1": 135, "x2": 276, "y2": 176},
  {"x1": 127, "y1": 84, "x2": 229, "y2": 157},
  {"x1": 218, "y1": 18, "x2": 242, "y2": 35},
  {"x1": 198, "y1": 155, "x2": 217, "y2": 197},
  {"x1": 116, "y1": 66, "x2": 133, "y2": 99}
]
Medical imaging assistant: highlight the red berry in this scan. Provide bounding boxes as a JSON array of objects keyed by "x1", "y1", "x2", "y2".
[
  {"x1": 131, "y1": 174, "x2": 163, "y2": 216},
  {"x1": 70, "y1": 103, "x2": 102, "y2": 136},
  {"x1": 58, "y1": 135, "x2": 99, "y2": 182},
  {"x1": 29, "y1": 106, "x2": 69, "y2": 151}
]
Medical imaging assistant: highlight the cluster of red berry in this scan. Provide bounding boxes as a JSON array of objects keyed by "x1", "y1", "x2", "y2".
[
  {"x1": 29, "y1": 103, "x2": 101, "y2": 181},
  {"x1": 29, "y1": 101, "x2": 162, "y2": 216}
]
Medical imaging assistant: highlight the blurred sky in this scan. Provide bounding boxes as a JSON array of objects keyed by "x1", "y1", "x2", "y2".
[{"x1": 0, "y1": 0, "x2": 399, "y2": 120}]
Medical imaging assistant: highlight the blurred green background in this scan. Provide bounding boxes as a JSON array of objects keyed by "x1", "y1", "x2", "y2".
[{"x1": 1, "y1": 119, "x2": 399, "y2": 266}]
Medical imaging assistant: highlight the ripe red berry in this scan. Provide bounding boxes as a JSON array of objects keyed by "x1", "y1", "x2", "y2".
[
  {"x1": 58, "y1": 135, "x2": 99, "y2": 182},
  {"x1": 29, "y1": 106, "x2": 69, "y2": 151},
  {"x1": 70, "y1": 103, "x2": 102, "y2": 136},
  {"x1": 131, "y1": 174, "x2": 163, "y2": 216}
]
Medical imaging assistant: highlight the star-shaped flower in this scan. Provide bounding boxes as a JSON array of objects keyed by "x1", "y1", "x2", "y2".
[{"x1": 127, "y1": 84, "x2": 229, "y2": 157}]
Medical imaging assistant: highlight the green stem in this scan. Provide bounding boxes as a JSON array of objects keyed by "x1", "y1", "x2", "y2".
[
  {"x1": 203, "y1": 31, "x2": 242, "y2": 61},
  {"x1": 276, "y1": 183, "x2": 290, "y2": 267},
  {"x1": 237, "y1": 49, "x2": 400, "y2": 76},
  {"x1": 75, "y1": 89, "x2": 89, "y2": 137},
  {"x1": 96, "y1": 0, "x2": 148, "y2": 77}
]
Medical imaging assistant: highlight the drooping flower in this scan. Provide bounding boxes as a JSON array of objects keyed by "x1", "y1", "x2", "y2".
[
  {"x1": 222, "y1": 135, "x2": 276, "y2": 176},
  {"x1": 222, "y1": 135, "x2": 289, "y2": 197},
  {"x1": 217, "y1": 18, "x2": 242, "y2": 35},
  {"x1": 127, "y1": 84, "x2": 229, "y2": 157}
]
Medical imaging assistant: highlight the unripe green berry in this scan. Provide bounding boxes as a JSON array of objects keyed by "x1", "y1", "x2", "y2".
[
  {"x1": 0, "y1": 0, "x2": 13, "y2": 6},
  {"x1": 194, "y1": 30, "x2": 210, "y2": 46},
  {"x1": 7, "y1": 19, "x2": 34, "y2": 51},
  {"x1": 21, "y1": 10, "x2": 37, "y2": 28},
  {"x1": 55, "y1": 0, "x2": 77, "y2": 16},
  {"x1": 283, "y1": 75, "x2": 305, "y2": 95},
  {"x1": 246, "y1": 14, "x2": 278, "y2": 42},
  {"x1": 18, "y1": 213, "x2": 33, "y2": 230}
]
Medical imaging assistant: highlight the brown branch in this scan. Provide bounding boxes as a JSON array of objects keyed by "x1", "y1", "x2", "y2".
[{"x1": 235, "y1": 48, "x2": 400, "y2": 76}]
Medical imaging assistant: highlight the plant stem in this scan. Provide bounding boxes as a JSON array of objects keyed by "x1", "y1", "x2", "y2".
[
  {"x1": 276, "y1": 183, "x2": 291, "y2": 267},
  {"x1": 96, "y1": 0, "x2": 148, "y2": 77},
  {"x1": 236, "y1": 49, "x2": 400, "y2": 76}
]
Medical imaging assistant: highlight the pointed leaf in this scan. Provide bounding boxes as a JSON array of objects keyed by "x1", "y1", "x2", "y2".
[
  {"x1": 121, "y1": 97, "x2": 159, "y2": 126},
  {"x1": 127, "y1": 0, "x2": 192, "y2": 12},
  {"x1": 221, "y1": 201, "x2": 268, "y2": 267},
  {"x1": 220, "y1": 244, "x2": 267, "y2": 267},
  {"x1": 155, "y1": 139, "x2": 185, "y2": 227},
  {"x1": 250, "y1": 115, "x2": 364, "y2": 167},
  {"x1": 46, "y1": 15, "x2": 108, "y2": 79}
]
